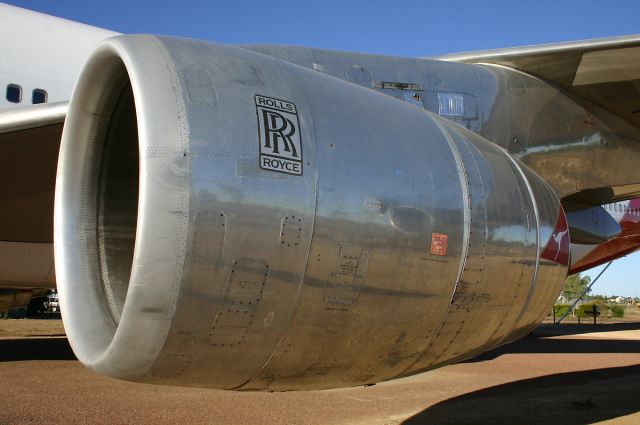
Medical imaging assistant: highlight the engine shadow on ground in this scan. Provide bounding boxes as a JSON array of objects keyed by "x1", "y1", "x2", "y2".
[
  {"x1": 537, "y1": 322, "x2": 640, "y2": 336},
  {"x1": 25, "y1": 313, "x2": 62, "y2": 320},
  {"x1": 403, "y1": 364, "x2": 640, "y2": 425},
  {"x1": 465, "y1": 322, "x2": 640, "y2": 363},
  {"x1": 0, "y1": 338, "x2": 75, "y2": 362}
]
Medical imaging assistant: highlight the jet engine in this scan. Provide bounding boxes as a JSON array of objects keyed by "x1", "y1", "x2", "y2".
[{"x1": 55, "y1": 36, "x2": 568, "y2": 390}]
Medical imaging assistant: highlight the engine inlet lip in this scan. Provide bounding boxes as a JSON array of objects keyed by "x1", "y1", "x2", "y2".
[{"x1": 54, "y1": 35, "x2": 190, "y2": 379}]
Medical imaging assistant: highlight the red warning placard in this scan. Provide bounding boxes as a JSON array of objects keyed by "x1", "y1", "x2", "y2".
[{"x1": 430, "y1": 232, "x2": 448, "y2": 256}]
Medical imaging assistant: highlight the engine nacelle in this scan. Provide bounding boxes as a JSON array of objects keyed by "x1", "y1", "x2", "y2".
[{"x1": 55, "y1": 36, "x2": 568, "y2": 390}]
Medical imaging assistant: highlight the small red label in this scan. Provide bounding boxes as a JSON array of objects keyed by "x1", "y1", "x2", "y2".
[{"x1": 431, "y1": 233, "x2": 448, "y2": 256}]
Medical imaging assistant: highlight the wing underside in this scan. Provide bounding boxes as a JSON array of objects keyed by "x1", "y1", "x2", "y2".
[
  {"x1": 0, "y1": 102, "x2": 67, "y2": 243},
  {"x1": 436, "y1": 35, "x2": 640, "y2": 129},
  {"x1": 0, "y1": 103, "x2": 66, "y2": 291}
]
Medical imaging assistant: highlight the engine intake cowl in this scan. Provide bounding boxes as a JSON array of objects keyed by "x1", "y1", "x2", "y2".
[{"x1": 55, "y1": 36, "x2": 568, "y2": 390}]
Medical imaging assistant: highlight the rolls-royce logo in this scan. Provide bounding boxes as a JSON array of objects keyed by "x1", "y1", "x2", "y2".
[{"x1": 256, "y1": 95, "x2": 303, "y2": 176}]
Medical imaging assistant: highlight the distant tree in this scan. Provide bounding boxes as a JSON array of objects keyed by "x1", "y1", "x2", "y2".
[
  {"x1": 609, "y1": 304, "x2": 626, "y2": 318},
  {"x1": 561, "y1": 273, "x2": 592, "y2": 301},
  {"x1": 553, "y1": 304, "x2": 571, "y2": 317}
]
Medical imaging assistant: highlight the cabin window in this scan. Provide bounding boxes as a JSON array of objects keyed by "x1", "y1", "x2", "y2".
[
  {"x1": 6, "y1": 84, "x2": 22, "y2": 103},
  {"x1": 32, "y1": 89, "x2": 47, "y2": 104}
]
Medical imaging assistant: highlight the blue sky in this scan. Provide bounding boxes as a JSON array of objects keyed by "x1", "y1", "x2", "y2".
[
  {"x1": 6, "y1": 0, "x2": 640, "y2": 57},
  {"x1": 583, "y1": 256, "x2": 639, "y2": 298},
  {"x1": 6, "y1": 0, "x2": 640, "y2": 296}
]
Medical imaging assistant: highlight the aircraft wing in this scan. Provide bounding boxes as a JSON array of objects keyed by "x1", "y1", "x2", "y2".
[
  {"x1": 436, "y1": 34, "x2": 640, "y2": 128},
  {"x1": 0, "y1": 103, "x2": 65, "y2": 293},
  {"x1": 0, "y1": 102, "x2": 67, "y2": 244},
  {"x1": 0, "y1": 101, "x2": 67, "y2": 133}
]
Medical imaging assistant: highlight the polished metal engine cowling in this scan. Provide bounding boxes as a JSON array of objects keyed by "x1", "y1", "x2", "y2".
[{"x1": 55, "y1": 36, "x2": 568, "y2": 390}]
